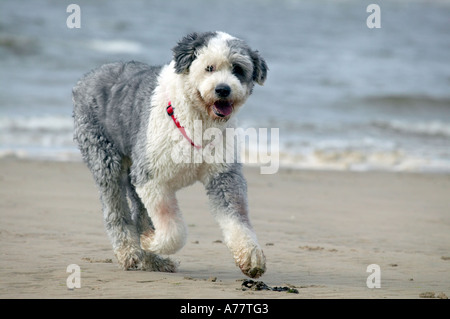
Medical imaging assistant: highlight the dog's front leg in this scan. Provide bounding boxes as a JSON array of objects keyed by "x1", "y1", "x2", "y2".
[
  {"x1": 204, "y1": 165, "x2": 266, "y2": 278},
  {"x1": 135, "y1": 181, "x2": 187, "y2": 255}
]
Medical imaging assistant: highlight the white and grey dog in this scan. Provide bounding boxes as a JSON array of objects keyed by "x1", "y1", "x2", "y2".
[{"x1": 73, "y1": 31, "x2": 268, "y2": 278}]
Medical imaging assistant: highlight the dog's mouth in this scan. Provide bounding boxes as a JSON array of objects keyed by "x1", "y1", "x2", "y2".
[{"x1": 212, "y1": 100, "x2": 233, "y2": 118}]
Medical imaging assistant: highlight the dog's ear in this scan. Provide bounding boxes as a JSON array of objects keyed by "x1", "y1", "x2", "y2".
[
  {"x1": 172, "y1": 32, "x2": 214, "y2": 74},
  {"x1": 250, "y1": 50, "x2": 268, "y2": 85}
]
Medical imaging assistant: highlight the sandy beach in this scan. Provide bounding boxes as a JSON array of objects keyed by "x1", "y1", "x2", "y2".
[{"x1": 0, "y1": 158, "x2": 449, "y2": 299}]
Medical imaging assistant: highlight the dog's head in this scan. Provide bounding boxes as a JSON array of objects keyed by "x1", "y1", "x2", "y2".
[{"x1": 172, "y1": 31, "x2": 268, "y2": 121}]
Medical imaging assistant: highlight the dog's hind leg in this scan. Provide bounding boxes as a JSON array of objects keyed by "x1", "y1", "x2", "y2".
[
  {"x1": 74, "y1": 121, "x2": 176, "y2": 272},
  {"x1": 114, "y1": 166, "x2": 177, "y2": 272},
  {"x1": 125, "y1": 168, "x2": 154, "y2": 235},
  {"x1": 123, "y1": 171, "x2": 180, "y2": 271},
  {"x1": 100, "y1": 160, "x2": 143, "y2": 270}
]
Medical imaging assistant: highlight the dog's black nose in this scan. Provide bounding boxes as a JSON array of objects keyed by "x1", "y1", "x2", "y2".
[{"x1": 215, "y1": 83, "x2": 231, "y2": 98}]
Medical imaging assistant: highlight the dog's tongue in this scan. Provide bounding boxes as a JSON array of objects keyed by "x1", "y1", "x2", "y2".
[{"x1": 213, "y1": 101, "x2": 233, "y2": 117}]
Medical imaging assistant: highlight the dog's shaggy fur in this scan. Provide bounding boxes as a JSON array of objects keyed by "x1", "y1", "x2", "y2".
[{"x1": 72, "y1": 31, "x2": 268, "y2": 278}]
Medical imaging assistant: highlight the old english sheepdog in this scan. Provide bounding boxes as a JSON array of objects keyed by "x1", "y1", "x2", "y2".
[{"x1": 72, "y1": 31, "x2": 268, "y2": 278}]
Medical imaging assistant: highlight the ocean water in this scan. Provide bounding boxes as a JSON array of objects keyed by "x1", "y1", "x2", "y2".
[{"x1": 1, "y1": 0, "x2": 450, "y2": 172}]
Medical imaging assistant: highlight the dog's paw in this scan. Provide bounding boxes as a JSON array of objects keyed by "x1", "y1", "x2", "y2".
[
  {"x1": 140, "y1": 228, "x2": 186, "y2": 255},
  {"x1": 236, "y1": 246, "x2": 266, "y2": 278},
  {"x1": 141, "y1": 252, "x2": 178, "y2": 273},
  {"x1": 115, "y1": 247, "x2": 178, "y2": 273},
  {"x1": 115, "y1": 247, "x2": 145, "y2": 270}
]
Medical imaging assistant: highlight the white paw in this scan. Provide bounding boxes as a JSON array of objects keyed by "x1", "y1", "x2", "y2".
[
  {"x1": 140, "y1": 228, "x2": 186, "y2": 255},
  {"x1": 235, "y1": 245, "x2": 266, "y2": 278}
]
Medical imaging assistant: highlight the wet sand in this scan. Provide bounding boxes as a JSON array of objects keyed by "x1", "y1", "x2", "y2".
[{"x1": 0, "y1": 159, "x2": 449, "y2": 298}]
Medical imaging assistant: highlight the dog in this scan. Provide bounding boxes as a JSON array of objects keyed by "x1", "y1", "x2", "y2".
[{"x1": 72, "y1": 31, "x2": 268, "y2": 278}]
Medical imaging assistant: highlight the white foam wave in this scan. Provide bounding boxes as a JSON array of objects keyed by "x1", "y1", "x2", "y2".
[
  {"x1": 236, "y1": 133, "x2": 450, "y2": 172},
  {"x1": 0, "y1": 116, "x2": 76, "y2": 154},
  {"x1": 276, "y1": 149, "x2": 437, "y2": 172},
  {"x1": 0, "y1": 116, "x2": 73, "y2": 132},
  {"x1": 0, "y1": 148, "x2": 81, "y2": 162},
  {"x1": 1, "y1": 115, "x2": 450, "y2": 172},
  {"x1": 374, "y1": 120, "x2": 450, "y2": 138},
  {"x1": 88, "y1": 39, "x2": 143, "y2": 54}
]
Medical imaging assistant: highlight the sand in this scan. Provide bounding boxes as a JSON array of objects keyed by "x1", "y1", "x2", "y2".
[{"x1": 0, "y1": 158, "x2": 449, "y2": 299}]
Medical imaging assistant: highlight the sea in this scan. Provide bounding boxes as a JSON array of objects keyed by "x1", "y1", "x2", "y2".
[{"x1": 1, "y1": 0, "x2": 450, "y2": 172}]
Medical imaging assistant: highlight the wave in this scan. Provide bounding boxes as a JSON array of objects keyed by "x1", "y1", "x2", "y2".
[
  {"x1": 275, "y1": 149, "x2": 435, "y2": 172},
  {"x1": 3, "y1": 144, "x2": 448, "y2": 172},
  {"x1": 372, "y1": 119, "x2": 450, "y2": 138},
  {"x1": 238, "y1": 136, "x2": 450, "y2": 172},
  {"x1": 87, "y1": 39, "x2": 143, "y2": 54},
  {"x1": 0, "y1": 115, "x2": 79, "y2": 161},
  {"x1": 1, "y1": 115, "x2": 450, "y2": 172},
  {"x1": 362, "y1": 94, "x2": 450, "y2": 109},
  {"x1": 0, "y1": 115, "x2": 73, "y2": 132},
  {"x1": 0, "y1": 116, "x2": 75, "y2": 154}
]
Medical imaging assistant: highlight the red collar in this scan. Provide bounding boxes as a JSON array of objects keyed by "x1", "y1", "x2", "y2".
[{"x1": 166, "y1": 101, "x2": 202, "y2": 149}]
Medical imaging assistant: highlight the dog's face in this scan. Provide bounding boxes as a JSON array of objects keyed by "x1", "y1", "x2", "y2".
[{"x1": 172, "y1": 31, "x2": 268, "y2": 121}]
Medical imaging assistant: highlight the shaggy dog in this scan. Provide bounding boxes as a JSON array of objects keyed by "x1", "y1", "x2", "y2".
[{"x1": 72, "y1": 31, "x2": 268, "y2": 278}]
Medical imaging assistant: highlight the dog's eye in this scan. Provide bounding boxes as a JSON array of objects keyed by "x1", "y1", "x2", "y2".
[
  {"x1": 232, "y1": 64, "x2": 245, "y2": 78},
  {"x1": 205, "y1": 65, "x2": 215, "y2": 72}
]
